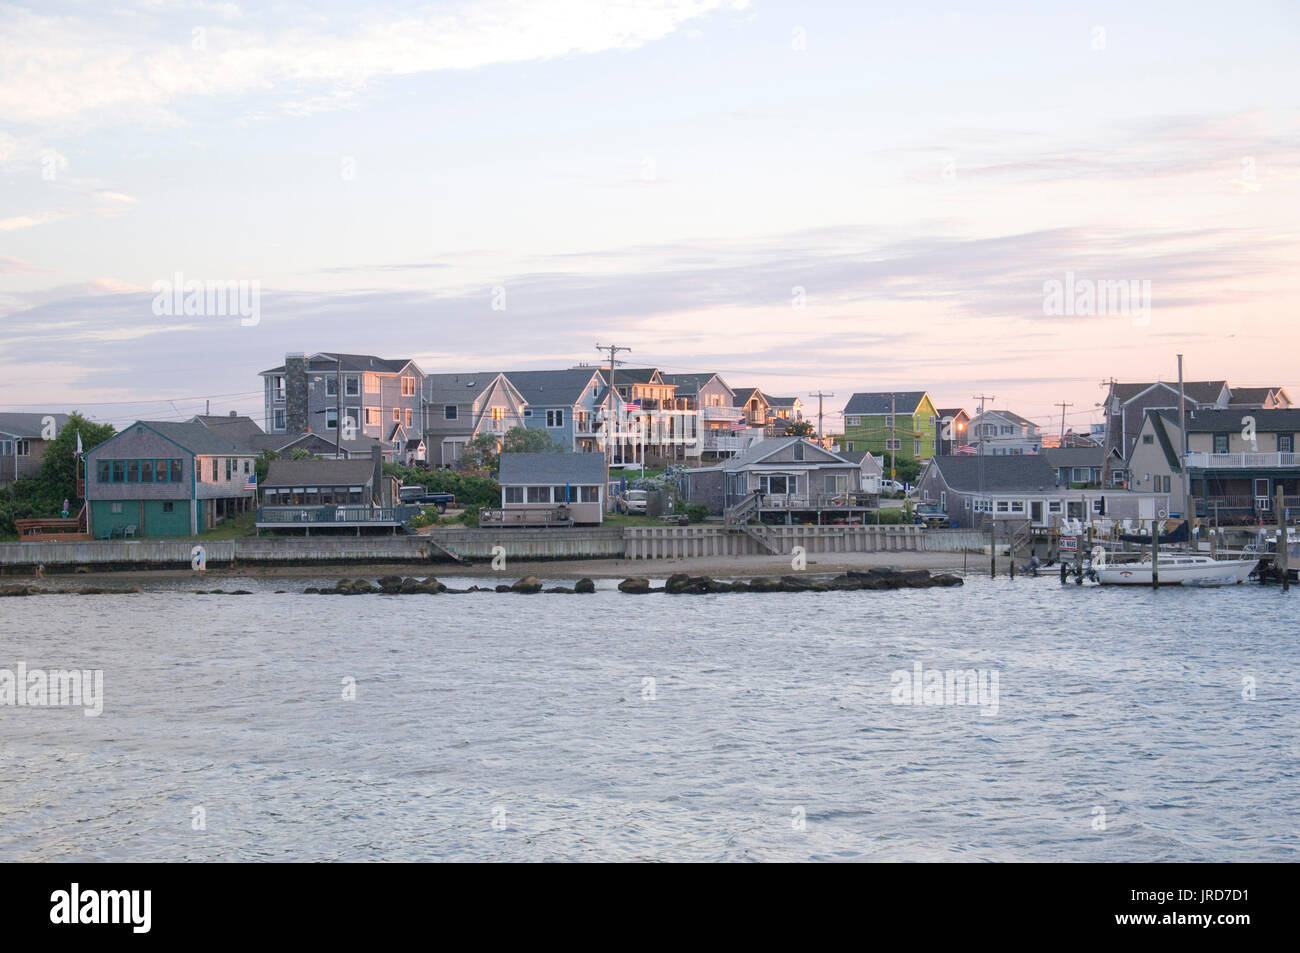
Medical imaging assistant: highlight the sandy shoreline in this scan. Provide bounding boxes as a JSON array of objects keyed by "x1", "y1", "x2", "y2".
[{"x1": 24, "y1": 550, "x2": 976, "y2": 584}]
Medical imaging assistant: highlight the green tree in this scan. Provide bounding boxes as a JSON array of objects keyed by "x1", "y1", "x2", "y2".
[
  {"x1": 784, "y1": 420, "x2": 816, "y2": 437},
  {"x1": 502, "y1": 426, "x2": 564, "y2": 455},
  {"x1": 36, "y1": 413, "x2": 116, "y2": 512},
  {"x1": 459, "y1": 426, "x2": 563, "y2": 474}
]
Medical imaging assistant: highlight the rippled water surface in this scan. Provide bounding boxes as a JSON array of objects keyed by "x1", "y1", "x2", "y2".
[{"x1": 2, "y1": 573, "x2": 1297, "y2": 861}]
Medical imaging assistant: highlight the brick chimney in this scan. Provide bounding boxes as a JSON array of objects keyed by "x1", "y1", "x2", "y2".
[{"x1": 285, "y1": 352, "x2": 308, "y2": 433}]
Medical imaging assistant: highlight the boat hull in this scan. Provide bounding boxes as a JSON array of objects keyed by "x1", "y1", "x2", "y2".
[{"x1": 1093, "y1": 559, "x2": 1256, "y2": 586}]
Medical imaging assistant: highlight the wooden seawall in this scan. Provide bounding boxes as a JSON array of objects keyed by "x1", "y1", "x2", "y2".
[{"x1": 0, "y1": 524, "x2": 976, "y2": 571}]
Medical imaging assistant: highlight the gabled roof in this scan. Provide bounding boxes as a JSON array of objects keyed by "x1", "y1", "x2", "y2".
[
  {"x1": 924, "y1": 454, "x2": 1059, "y2": 492},
  {"x1": 843, "y1": 391, "x2": 928, "y2": 416},
  {"x1": 497, "y1": 452, "x2": 606, "y2": 485},
  {"x1": 660, "y1": 373, "x2": 730, "y2": 398},
  {"x1": 422, "y1": 372, "x2": 506, "y2": 403},
  {"x1": 504, "y1": 369, "x2": 601, "y2": 407},
  {"x1": 0, "y1": 412, "x2": 71, "y2": 438},
  {"x1": 766, "y1": 396, "x2": 800, "y2": 409},
  {"x1": 722, "y1": 437, "x2": 852, "y2": 470},
  {"x1": 263, "y1": 458, "x2": 376, "y2": 488},
  {"x1": 93, "y1": 420, "x2": 253, "y2": 457},
  {"x1": 243, "y1": 431, "x2": 383, "y2": 457},
  {"x1": 936, "y1": 407, "x2": 969, "y2": 420},
  {"x1": 732, "y1": 387, "x2": 769, "y2": 408},
  {"x1": 972, "y1": 409, "x2": 1038, "y2": 428},
  {"x1": 259, "y1": 352, "x2": 419, "y2": 376},
  {"x1": 1109, "y1": 380, "x2": 1228, "y2": 406},
  {"x1": 1144, "y1": 412, "x2": 1182, "y2": 472},
  {"x1": 193, "y1": 414, "x2": 265, "y2": 442},
  {"x1": 599, "y1": 367, "x2": 663, "y2": 387}
]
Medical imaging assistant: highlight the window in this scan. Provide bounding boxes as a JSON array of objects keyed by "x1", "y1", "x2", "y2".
[
  {"x1": 225, "y1": 458, "x2": 233, "y2": 480},
  {"x1": 243, "y1": 460, "x2": 250, "y2": 474},
  {"x1": 929, "y1": 416, "x2": 936, "y2": 426},
  {"x1": 552, "y1": 486, "x2": 568, "y2": 503},
  {"x1": 504, "y1": 486, "x2": 524, "y2": 503},
  {"x1": 546, "y1": 410, "x2": 564, "y2": 428},
  {"x1": 111, "y1": 502, "x2": 122, "y2": 514},
  {"x1": 523, "y1": 409, "x2": 533, "y2": 418},
  {"x1": 325, "y1": 377, "x2": 337, "y2": 396},
  {"x1": 996, "y1": 500, "x2": 1010, "y2": 513},
  {"x1": 14, "y1": 439, "x2": 29, "y2": 456},
  {"x1": 405, "y1": 409, "x2": 412, "y2": 427},
  {"x1": 846, "y1": 416, "x2": 859, "y2": 426},
  {"x1": 365, "y1": 408, "x2": 381, "y2": 426},
  {"x1": 1092, "y1": 498, "x2": 1105, "y2": 514},
  {"x1": 364, "y1": 373, "x2": 380, "y2": 394},
  {"x1": 1143, "y1": 434, "x2": 1154, "y2": 444},
  {"x1": 273, "y1": 409, "x2": 286, "y2": 431},
  {"x1": 940, "y1": 491, "x2": 946, "y2": 507},
  {"x1": 345, "y1": 376, "x2": 360, "y2": 397},
  {"x1": 97, "y1": 460, "x2": 110, "y2": 482},
  {"x1": 1279, "y1": 434, "x2": 1294, "y2": 453},
  {"x1": 1010, "y1": 501, "x2": 1024, "y2": 513},
  {"x1": 914, "y1": 440, "x2": 920, "y2": 456},
  {"x1": 393, "y1": 408, "x2": 401, "y2": 422},
  {"x1": 579, "y1": 486, "x2": 599, "y2": 502},
  {"x1": 825, "y1": 474, "x2": 848, "y2": 493},
  {"x1": 526, "y1": 486, "x2": 548, "y2": 503},
  {"x1": 884, "y1": 415, "x2": 893, "y2": 428},
  {"x1": 171, "y1": 459, "x2": 183, "y2": 482},
  {"x1": 793, "y1": 442, "x2": 804, "y2": 461},
  {"x1": 846, "y1": 441, "x2": 854, "y2": 452},
  {"x1": 273, "y1": 376, "x2": 285, "y2": 401},
  {"x1": 0, "y1": 440, "x2": 10, "y2": 456},
  {"x1": 141, "y1": 460, "x2": 153, "y2": 482},
  {"x1": 127, "y1": 460, "x2": 139, "y2": 483},
  {"x1": 886, "y1": 439, "x2": 901, "y2": 451},
  {"x1": 761, "y1": 475, "x2": 793, "y2": 495},
  {"x1": 211, "y1": 459, "x2": 218, "y2": 481},
  {"x1": 964, "y1": 497, "x2": 971, "y2": 510},
  {"x1": 326, "y1": 408, "x2": 338, "y2": 430},
  {"x1": 401, "y1": 376, "x2": 416, "y2": 397},
  {"x1": 162, "y1": 502, "x2": 174, "y2": 513},
  {"x1": 1213, "y1": 433, "x2": 1229, "y2": 453},
  {"x1": 444, "y1": 405, "x2": 458, "y2": 420},
  {"x1": 1049, "y1": 501, "x2": 1062, "y2": 513}
]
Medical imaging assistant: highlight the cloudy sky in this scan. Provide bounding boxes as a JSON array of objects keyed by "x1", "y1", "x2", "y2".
[{"x1": 2, "y1": 0, "x2": 1298, "y2": 434}]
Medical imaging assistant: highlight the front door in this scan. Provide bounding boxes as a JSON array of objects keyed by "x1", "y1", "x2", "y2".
[{"x1": 1030, "y1": 501, "x2": 1043, "y2": 525}]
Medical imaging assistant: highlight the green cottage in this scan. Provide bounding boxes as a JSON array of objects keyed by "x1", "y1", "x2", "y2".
[{"x1": 84, "y1": 420, "x2": 258, "y2": 538}]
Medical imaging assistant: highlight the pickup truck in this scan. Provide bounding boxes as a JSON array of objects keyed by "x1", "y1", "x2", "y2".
[
  {"x1": 398, "y1": 485, "x2": 456, "y2": 513},
  {"x1": 913, "y1": 502, "x2": 950, "y2": 528}
]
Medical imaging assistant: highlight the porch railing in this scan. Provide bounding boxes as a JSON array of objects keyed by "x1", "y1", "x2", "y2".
[
  {"x1": 1186, "y1": 451, "x2": 1300, "y2": 468},
  {"x1": 256, "y1": 505, "x2": 420, "y2": 524}
]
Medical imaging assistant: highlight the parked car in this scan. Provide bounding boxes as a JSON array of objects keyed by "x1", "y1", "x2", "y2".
[
  {"x1": 397, "y1": 485, "x2": 456, "y2": 513},
  {"x1": 914, "y1": 502, "x2": 950, "y2": 528},
  {"x1": 617, "y1": 489, "x2": 648, "y2": 515}
]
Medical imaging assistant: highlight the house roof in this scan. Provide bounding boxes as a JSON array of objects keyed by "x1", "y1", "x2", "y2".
[
  {"x1": 925, "y1": 454, "x2": 1060, "y2": 492},
  {"x1": 504, "y1": 369, "x2": 600, "y2": 407},
  {"x1": 1184, "y1": 408, "x2": 1300, "y2": 432},
  {"x1": 263, "y1": 458, "x2": 376, "y2": 488},
  {"x1": 100, "y1": 420, "x2": 254, "y2": 457},
  {"x1": 766, "y1": 396, "x2": 799, "y2": 409},
  {"x1": 722, "y1": 437, "x2": 851, "y2": 470},
  {"x1": 1110, "y1": 380, "x2": 1227, "y2": 405},
  {"x1": 497, "y1": 452, "x2": 607, "y2": 485},
  {"x1": 193, "y1": 414, "x2": 265, "y2": 443},
  {"x1": 1145, "y1": 412, "x2": 1183, "y2": 472},
  {"x1": 243, "y1": 431, "x2": 384, "y2": 457},
  {"x1": 259, "y1": 352, "x2": 418, "y2": 376},
  {"x1": 659, "y1": 373, "x2": 727, "y2": 398},
  {"x1": 842, "y1": 391, "x2": 928, "y2": 416},
  {"x1": 1043, "y1": 446, "x2": 1105, "y2": 468},
  {"x1": 731, "y1": 387, "x2": 768, "y2": 407},
  {"x1": 972, "y1": 409, "x2": 1038, "y2": 428},
  {"x1": 422, "y1": 372, "x2": 505, "y2": 403},
  {"x1": 936, "y1": 407, "x2": 969, "y2": 420},
  {"x1": 0, "y1": 412, "x2": 71, "y2": 438},
  {"x1": 600, "y1": 367, "x2": 662, "y2": 387}
]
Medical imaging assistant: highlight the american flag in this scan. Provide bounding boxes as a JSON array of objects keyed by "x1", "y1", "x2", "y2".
[
  {"x1": 244, "y1": 471, "x2": 257, "y2": 492},
  {"x1": 954, "y1": 444, "x2": 977, "y2": 455}
]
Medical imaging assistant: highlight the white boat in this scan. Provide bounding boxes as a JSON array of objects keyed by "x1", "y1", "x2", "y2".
[{"x1": 1089, "y1": 546, "x2": 1256, "y2": 587}]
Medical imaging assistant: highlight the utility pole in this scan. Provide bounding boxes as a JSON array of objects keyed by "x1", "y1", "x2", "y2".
[
  {"x1": 1055, "y1": 401, "x2": 1073, "y2": 445},
  {"x1": 808, "y1": 391, "x2": 834, "y2": 444},
  {"x1": 596, "y1": 343, "x2": 630, "y2": 512},
  {"x1": 336, "y1": 355, "x2": 343, "y2": 459},
  {"x1": 1177, "y1": 354, "x2": 1191, "y2": 525},
  {"x1": 890, "y1": 394, "x2": 897, "y2": 484}
]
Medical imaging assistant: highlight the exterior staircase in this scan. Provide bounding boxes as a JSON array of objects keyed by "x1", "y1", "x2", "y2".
[{"x1": 724, "y1": 494, "x2": 781, "y2": 554}]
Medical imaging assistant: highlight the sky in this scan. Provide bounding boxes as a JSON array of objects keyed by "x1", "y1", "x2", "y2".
[{"x1": 2, "y1": 0, "x2": 1298, "y2": 435}]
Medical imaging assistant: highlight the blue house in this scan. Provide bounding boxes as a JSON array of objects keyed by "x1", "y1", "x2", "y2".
[{"x1": 505, "y1": 368, "x2": 607, "y2": 454}]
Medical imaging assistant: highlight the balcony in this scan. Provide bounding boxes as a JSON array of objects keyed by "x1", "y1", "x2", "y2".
[
  {"x1": 1186, "y1": 451, "x2": 1300, "y2": 469},
  {"x1": 256, "y1": 504, "x2": 420, "y2": 528},
  {"x1": 701, "y1": 406, "x2": 744, "y2": 421}
]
